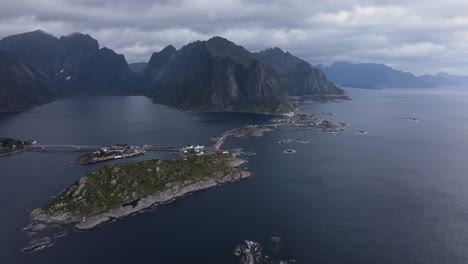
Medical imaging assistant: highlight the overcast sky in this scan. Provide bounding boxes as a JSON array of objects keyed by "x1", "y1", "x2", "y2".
[{"x1": 1, "y1": 0, "x2": 467, "y2": 75}]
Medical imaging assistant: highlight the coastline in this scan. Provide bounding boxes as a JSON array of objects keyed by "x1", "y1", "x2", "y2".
[
  {"x1": 2, "y1": 92, "x2": 350, "y2": 117},
  {"x1": 29, "y1": 167, "x2": 250, "y2": 231},
  {"x1": 22, "y1": 150, "x2": 250, "y2": 251},
  {"x1": 0, "y1": 149, "x2": 24, "y2": 157},
  {"x1": 71, "y1": 150, "x2": 145, "y2": 165}
]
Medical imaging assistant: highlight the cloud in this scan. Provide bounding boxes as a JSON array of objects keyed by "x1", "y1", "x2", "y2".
[{"x1": 0, "y1": 0, "x2": 468, "y2": 74}]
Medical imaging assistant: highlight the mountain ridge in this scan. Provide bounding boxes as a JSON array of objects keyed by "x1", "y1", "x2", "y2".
[
  {"x1": 0, "y1": 50, "x2": 57, "y2": 111},
  {"x1": 143, "y1": 37, "x2": 293, "y2": 113},
  {"x1": 0, "y1": 30, "x2": 344, "y2": 112},
  {"x1": 256, "y1": 47, "x2": 343, "y2": 96}
]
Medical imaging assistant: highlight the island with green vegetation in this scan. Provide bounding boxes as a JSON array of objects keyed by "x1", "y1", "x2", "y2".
[
  {"x1": 0, "y1": 137, "x2": 34, "y2": 156},
  {"x1": 23, "y1": 150, "x2": 249, "y2": 251},
  {"x1": 72, "y1": 145, "x2": 146, "y2": 164}
]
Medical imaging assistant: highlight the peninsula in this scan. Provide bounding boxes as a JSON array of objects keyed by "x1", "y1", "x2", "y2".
[{"x1": 0, "y1": 137, "x2": 34, "y2": 156}]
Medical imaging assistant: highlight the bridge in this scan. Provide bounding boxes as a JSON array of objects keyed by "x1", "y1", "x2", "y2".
[
  {"x1": 28, "y1": 144, "x2": 101, "y2": 152},
  {"x1": 258, "y1": 123, "x2": 302, "y2": 128}
]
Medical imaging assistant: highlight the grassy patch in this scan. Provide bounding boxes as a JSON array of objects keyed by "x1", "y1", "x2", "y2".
[
  {"x1": 0, "y1": 137, "x2": 32, "y2": 154},
  {"x1": 42, "y1": 155, "x2": 236, "y2": 217}
]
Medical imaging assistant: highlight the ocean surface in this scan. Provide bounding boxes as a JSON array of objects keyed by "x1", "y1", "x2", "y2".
[{"x1": 2, "y1": 87, "x2": 468, "y2": 263}]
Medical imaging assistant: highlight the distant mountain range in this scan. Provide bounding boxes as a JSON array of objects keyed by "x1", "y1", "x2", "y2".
[
  {"x1": 317, "y1": 62, "x2": 468, "y2": 89},
  {"x1": 419, "y1": 72, "x2": 468, "y2": 86},
  {"x1": 0, "y1": 30, "x2": 342, "y2": 113}
]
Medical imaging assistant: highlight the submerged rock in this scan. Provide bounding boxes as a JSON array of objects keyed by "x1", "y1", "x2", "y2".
[
  {"x1": 404, "y1": 117, "x2": 420, "y2": 122},
  {"x1": 278, "y1": 139, "x2": 309, "y2": 144},
  {"x1": 22, "y1": 237, "x2": 55, "y2": 252},
  {"x1": 234, "y1": 237, "x2": 297, "y2": 264}
]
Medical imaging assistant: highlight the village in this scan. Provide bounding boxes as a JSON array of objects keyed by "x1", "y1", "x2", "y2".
[
  {"x1": 72, "y1": 145, "x2": 146, "y2": 164},
  {"x1": 181, "y1": 144, "x2": 230, "y2": 157},
  {"x1": 71, "y1": 142, "x2": 234, "y2": 165},
  {"x1": 270, "y1": 112, "x2": 346, "y2": 133}
]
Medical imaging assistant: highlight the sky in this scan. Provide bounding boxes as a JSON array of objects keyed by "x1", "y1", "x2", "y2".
[{"x1": 1, "y1": 0, "x2": 467, "y2": 75}]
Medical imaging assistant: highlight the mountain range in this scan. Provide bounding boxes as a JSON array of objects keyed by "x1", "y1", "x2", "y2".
[
  {"x1": 317, "y1": 62, "x2": 468, "y2": 89},
  {"x1": 142, "y1": 38, "x2": 293, "y2": 113},
  {"x1": 0, "y1": 30, "x2": 135, "y2": 95},
  {"x1": 0, "y1": 30, "x2": 342, "y2": 113},
  {"x1": 141, "y1": 38, "x2": 346, "y2": 112}
]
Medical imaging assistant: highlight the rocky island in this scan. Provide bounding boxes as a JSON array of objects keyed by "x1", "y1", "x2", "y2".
[
  {"x1": 23, "y1": 150, "x2": 249, "y2": 251},
  {"x1": 72, "y1": 145, "x2": 146, "y2": 164},
  {"x1": 234, "y1": 237, "x2": 297, "y2": 264}
]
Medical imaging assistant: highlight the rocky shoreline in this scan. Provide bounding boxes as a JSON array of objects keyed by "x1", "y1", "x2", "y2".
[
  {"x1": 211, "y1": 126, "x2": 275, "y2": 150},
  {"x1": 71, "y1": 150, "x2": 145, "y2": 165},
  {"x1": 0, "y1": 149, "x2": 24, "y2": 156},
  {"x1": 234, "y1": 237, "x2": 297, "y2": 264},
  {"x1": 22, "y1": 153, "x2": 250, "y2": 251},
  {"x1": 29, "y1": 168, "x2": 250, "y2": 231}
]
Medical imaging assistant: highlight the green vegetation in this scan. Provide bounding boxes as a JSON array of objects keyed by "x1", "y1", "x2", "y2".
[
  {"x1": 227, "y1": 125, "x2": 273, "y2": 137},
  {"x1": 0, "y1": 137, "x2": 32, "y2": 154},
  {"x1": 42, "y1": 155, "x2": 236, "y2": 217},
  {"x1": 74, "y1": 150, "x2": 121, "y2": 163}
]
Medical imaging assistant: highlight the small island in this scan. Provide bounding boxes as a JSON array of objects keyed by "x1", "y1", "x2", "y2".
[
  {"x1": 72, "y1": 145, "x2": 146, "y2": 164},
  {"x1": 235, "y1": 237, "x2": 297, "y2": 264},
  {"x1": 270, "y1": 112, "x2": 346, "y2": 132},
  {"x1": 23, "y1": 149, "x2": 249, "y2": 251},
  {"x1": 0, "y1": 137, "x2": 34, "y2": 156}
]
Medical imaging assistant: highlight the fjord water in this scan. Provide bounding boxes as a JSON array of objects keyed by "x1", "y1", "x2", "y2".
[{"x1": 2, "y1": 87, "x2": 468, "y2": 263}]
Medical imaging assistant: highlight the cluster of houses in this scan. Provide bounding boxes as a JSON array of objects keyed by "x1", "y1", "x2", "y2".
[
  {"x1": 181, "y1": 144, "x2": 230, "y2": 157},
  {"x1": 93, "y1": 145, "x2": 143, "y2": 159},
  {"x1": 182, "y1": 144, "x2": 205, "y2": 155},
  {"x1": 310, "y1": 118, "x2": 324, "y2": 126}
]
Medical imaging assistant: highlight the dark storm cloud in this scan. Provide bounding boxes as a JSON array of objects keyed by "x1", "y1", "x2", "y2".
[{"x1": 1, "y1": 0, "x2": 467, "y2": 74}]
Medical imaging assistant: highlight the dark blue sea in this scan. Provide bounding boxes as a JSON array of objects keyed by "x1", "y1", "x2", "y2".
[{"x1": 2, "y1": 87, "x2": 468, "y2": 263}]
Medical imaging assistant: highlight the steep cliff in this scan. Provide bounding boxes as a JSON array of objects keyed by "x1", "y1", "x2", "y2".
[
  {"x1": 0, "y1": 30, "x2": 132, "y2": 95},
  {"x1": 144, "y1": 37, "x2": 293, "y2": 113},
  {"x1": 0, "y1": 51, "x2": 56, "y2": 111},
  {"x1": 256, "y1": 47, "x2": 343, "y2": 96}
]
